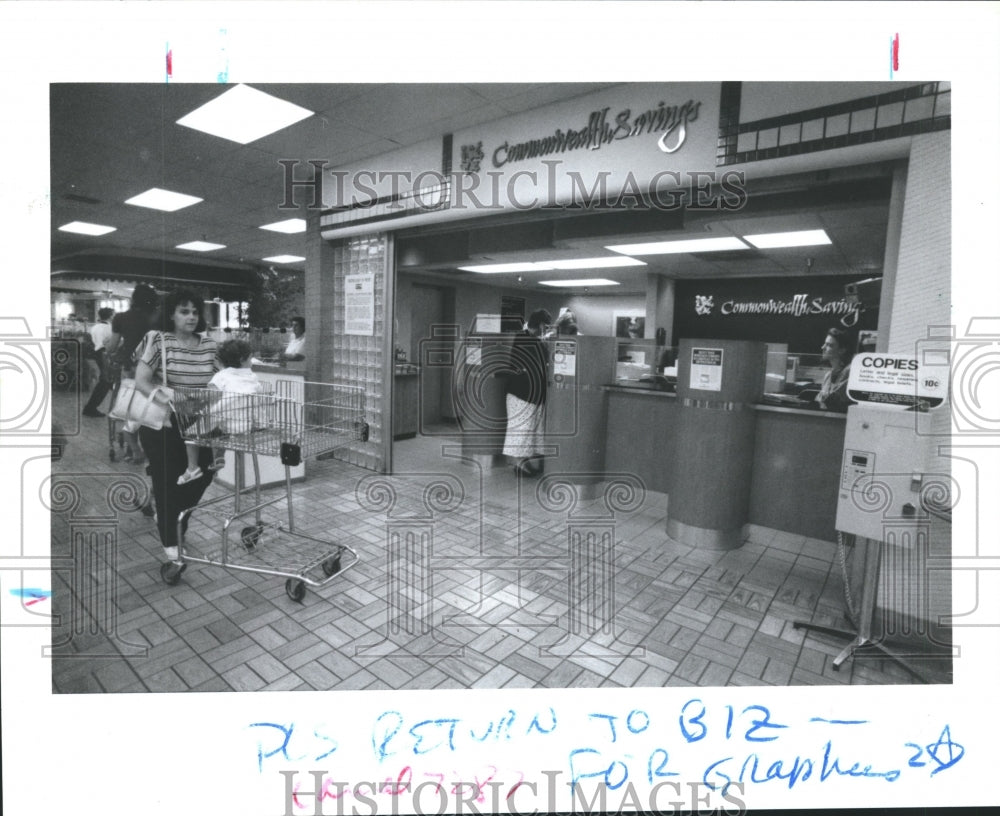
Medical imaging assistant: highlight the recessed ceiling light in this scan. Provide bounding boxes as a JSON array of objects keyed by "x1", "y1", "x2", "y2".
[
  {"x1": 606, "y1": 237, "x2": 749, "y2": 255},
  {"x1": 539, "y1": 279, "x2": 620, "y2": 287},
  {"x1": 742, "y1": 229, "x2": 832, "y2": 248},
  {"x1": 176, "y1": 240, "x2": 226, "y2": 252},
  {"x1": 263, "y1": 255, "x2": 305, "y2": 264},
  {"x1": 459, "y1": 262, "x2": 545, "y2": 274},
  {"x1": 177, "y1": 84, "x2": 314, "y2": 145},
  {"x1": 545, "y1": 257, "x2": 647, "y2": 270},
  {"x1": 260, "y1": 218, "x2": 307, "y2": 234},
  {"x1": 459, "y1": 256, "x2": 648, "y2": 274},
  {"x1": 125, "y1": 188, "x2": 203, "y2": 212},
  {"x1": 58, "y1": 221, "x2": 117, "y2": 236}
]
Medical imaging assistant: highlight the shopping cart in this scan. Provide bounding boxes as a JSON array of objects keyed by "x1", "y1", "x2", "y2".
[{"x1": 168, "y1": 380, "x2": 369, "y2": 601}]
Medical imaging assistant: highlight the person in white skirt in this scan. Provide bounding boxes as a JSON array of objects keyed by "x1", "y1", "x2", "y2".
[{"x1": 502, "y1": 309, "x2": 551, "y2": 477}]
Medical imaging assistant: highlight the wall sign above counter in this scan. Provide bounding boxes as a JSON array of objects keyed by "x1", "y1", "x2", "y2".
[{"x1": 675, "y1": 275, "x2": 878, "y2": 353}]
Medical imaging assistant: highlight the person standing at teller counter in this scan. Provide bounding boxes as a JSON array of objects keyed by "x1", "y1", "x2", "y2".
[
  {"x1": 282, "y1": 316, "x2": 306, "y2": 361},
  {"x1": 816, "y1": 327, "x2": 855, "y2": 413},
  {"x1": 503, "y1": 309, "x2": 551, "y2": 477}
]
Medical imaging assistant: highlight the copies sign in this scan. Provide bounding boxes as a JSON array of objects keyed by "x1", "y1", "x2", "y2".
[{"x1": 847, "y1": 353, "x2": 947, "y2": 409}]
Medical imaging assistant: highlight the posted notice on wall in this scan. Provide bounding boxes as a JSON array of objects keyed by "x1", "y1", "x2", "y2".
[
  {"x1": 464, "y1": 338, "x2": 482, "y2": 367},
  {"x1": 345, "y1": 273, "x2": 375, "y2": 336},
  {"x1": 690, "y1": 347, "x2": 723, "y2": 392},
  {"x1": 847, "y1": 353, "x2": 947, "y2": 409},
  {"x1": 552, "y1": 339, "x2": 577, "y2": 377}
]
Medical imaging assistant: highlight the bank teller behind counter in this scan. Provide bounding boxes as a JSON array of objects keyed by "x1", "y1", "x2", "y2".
[
  {"x1": 760, "y1": 327, "x2": 856, "y2": 412},
  {"x1": 814, "y1": 327, "x2": 854, "y2": 412},
  {"x1": 281, "y1": 316, "x2": 306, "y2": 362}
]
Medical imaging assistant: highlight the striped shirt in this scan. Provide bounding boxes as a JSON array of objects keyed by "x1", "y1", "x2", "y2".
[{"x1": 138, "y1": 330, "x2": 219, "y2": 388}]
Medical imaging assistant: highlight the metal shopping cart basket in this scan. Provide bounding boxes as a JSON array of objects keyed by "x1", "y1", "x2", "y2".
[{"x1": 167, "y1": 380, "x2": 369, "y2": 601}]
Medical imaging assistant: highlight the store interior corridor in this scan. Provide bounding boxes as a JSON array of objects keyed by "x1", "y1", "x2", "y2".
[{"x1": 48, "y1": 388, "x2": 950, "y2": 693}]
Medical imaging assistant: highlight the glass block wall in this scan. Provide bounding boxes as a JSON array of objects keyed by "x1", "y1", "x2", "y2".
[{"x1": 327, "y1": 234, "x2": 388, "y2": 472}]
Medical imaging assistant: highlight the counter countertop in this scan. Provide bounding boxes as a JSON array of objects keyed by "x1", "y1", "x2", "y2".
[
  {"x1": 603, "y1": 382, "x2": 846, "y2": 418},
  {"x1": 602, "y1": 383, "x2": 677, "y2": 397},
  {"x1": 252, "y1": 362, "x2": 305, "y2": 375},
  {"x1": 753, "y1": 402, "x2": 847, "y2": 419}
]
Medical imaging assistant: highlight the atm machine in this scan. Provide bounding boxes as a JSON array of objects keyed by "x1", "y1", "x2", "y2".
[{"x1": 792, "y1": 353, "x2": 952, "y2": 681}]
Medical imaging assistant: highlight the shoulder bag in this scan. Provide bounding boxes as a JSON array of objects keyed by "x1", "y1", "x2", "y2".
[{"x1": 108, "y1": 332, "x2": 174, "y2": 430}]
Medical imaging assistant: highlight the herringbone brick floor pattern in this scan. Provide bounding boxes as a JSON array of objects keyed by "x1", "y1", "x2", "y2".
[{"x1": 46, "y1": 387, "x2": 951, "y2": 693}]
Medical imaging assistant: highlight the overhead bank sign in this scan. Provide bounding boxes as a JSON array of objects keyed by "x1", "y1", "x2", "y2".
[
  {"x1": 481, "y1": 98, "x2": 703, "y2": 170},
  {"x1": 318, "y1": 84, "x2": 721, "y2": 238}
]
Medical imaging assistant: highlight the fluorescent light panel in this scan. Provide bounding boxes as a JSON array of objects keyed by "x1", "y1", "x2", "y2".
[
  {"x1": 176, "y1": 240, "x2": 225, "y2": 252},
  {"x1": 742, "y1": 229, "x2": 832, "y2": 248},
  {"x1": 539, "y1": 279, "x2": 620, "y2": 287},
  {"x1": 58, "y1": 221, "x2": 116, "y2": 236},
  {"x1": 460, "y1": 256, "x2": 646, "y2": 274},
  {"x1": 263, "y1": 255, "x2": 305, "y2": 264},
  {"x1": 459, "y1": 262, "x2": 543, "y2": 274},
  {"x1": 545, "y1": 257, "x2": 646, "y2": 270},
  {"x1": 607, "y1": 236, "x2": 749, "y2": 255},
  {"x1": 177, "y1": 84, "x2": 314, "y2": 145},
  {"x1": 125, "y1": 188, "x2": 203, "y2": 212},
  {"x1": 260, "y1": 218, "x2": 307, "y2": 234}
]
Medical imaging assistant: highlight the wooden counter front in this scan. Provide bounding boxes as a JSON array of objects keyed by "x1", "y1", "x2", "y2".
[{"x1": 604, "y1": 385, "x2": 846, "y2": 541}]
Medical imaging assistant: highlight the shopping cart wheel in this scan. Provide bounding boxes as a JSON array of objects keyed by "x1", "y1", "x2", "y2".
[
  {"x1": 160, "y1": 562, "x2": 185, "y2": 586},
  {"x1": 322, "y1": 555, "x2": 341, "y2": 577},
  {"x1": 285, "y1": 579, "x2": 306, "y2": 602},
  {"x1": 241, "y1": 525, "x2": 262, "y2": 551}
]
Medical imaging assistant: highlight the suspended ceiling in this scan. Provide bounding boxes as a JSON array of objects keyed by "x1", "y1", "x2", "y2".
[{"x1": 51, "y1": 83, "x2": 891, "y2": 297}]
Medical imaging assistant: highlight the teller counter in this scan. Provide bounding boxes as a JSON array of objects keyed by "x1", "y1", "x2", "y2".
[
  {"x1": 602, "y1": 384, "x2": 846, "y2": 542},
  {"x1": 214, "y1": 364, "x2": 306, "y2": 490}
]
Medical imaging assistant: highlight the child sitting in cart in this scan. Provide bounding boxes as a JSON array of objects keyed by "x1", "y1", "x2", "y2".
[{"x1": 178, "y1": 339, "x2": 264, "y2": 485}]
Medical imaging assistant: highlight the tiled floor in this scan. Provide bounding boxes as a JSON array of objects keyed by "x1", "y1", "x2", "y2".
[{"x1": 48, "y1": 387, "x2": 951, "y2": 692}]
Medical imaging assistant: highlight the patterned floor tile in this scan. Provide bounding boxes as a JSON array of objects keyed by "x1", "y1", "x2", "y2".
[{"x1": 49, "y1": 389, "x2": 950, "y2": 693}]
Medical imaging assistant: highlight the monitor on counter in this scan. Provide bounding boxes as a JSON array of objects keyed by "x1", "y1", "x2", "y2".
[{"x1": 471, "y1": 314, "x2": 503, "y2": 334}]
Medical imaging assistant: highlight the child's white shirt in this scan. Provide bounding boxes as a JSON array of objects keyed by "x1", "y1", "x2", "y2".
[
  {"x1": 209, "y1": 367, "x2": 263, "y2": 434},
  {"x1": 210, "y1": 366, "x2": 263, "y2": 394}
]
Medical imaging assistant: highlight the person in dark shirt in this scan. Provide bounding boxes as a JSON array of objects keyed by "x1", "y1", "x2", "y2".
[
  {"x1": 108, "y1": 285, "x2": 161, "y2": 370},
  {"x1": 503, "y1": 309, "x2": 551, "y2": 476},
  {"x1": 815, "y1": 327, "x2": 855, "y2": 412},
  {"x1": 103, "y1": 284, "x2": 161, "y2": 463},
  {"x1": 81, "y1": 307, "x2": 115, "y2": 416}
]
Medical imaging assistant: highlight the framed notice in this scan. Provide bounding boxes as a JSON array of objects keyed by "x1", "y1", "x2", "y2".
[
  {"x1": 473, "y1": 313, "x2": 502, "y2": 334},
  {"x1": 613, "y1": 310, "x2": 645, "y2": 339},
  {"x1": 552, "y1": 339, "x2": 577, "y2": 377},
  {"x1": 344, "y1": 273, "x2": 375, "y2": 335},
  {"x1": 690, "y1": 346, "x2": 723, "y2": 391},
  {"x1": 464, "y1": 338, "x2": 483, "y2": 367}
]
